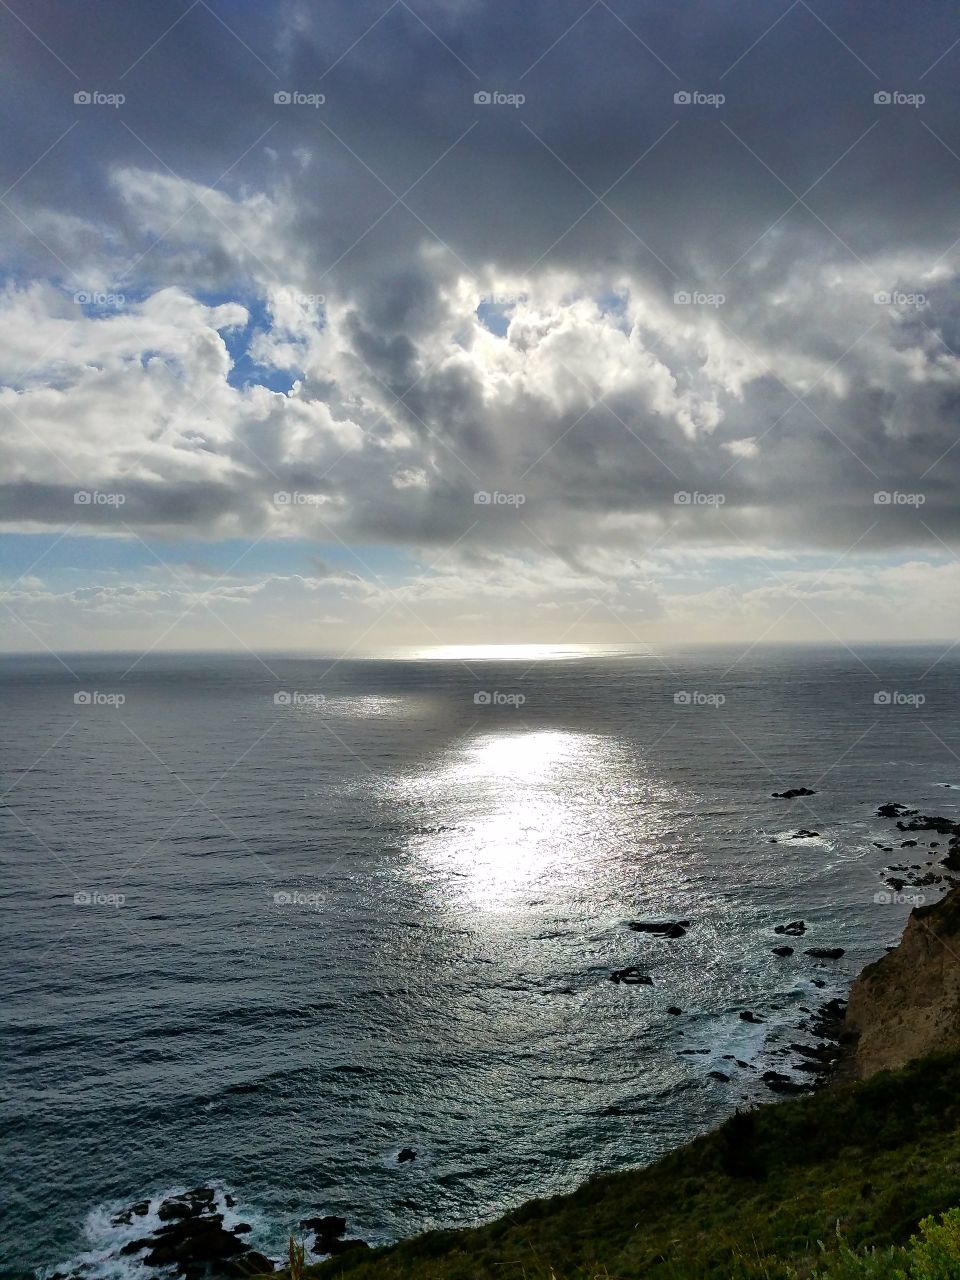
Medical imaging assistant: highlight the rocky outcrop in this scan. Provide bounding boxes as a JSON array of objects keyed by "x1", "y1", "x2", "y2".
[
  {"x1": 774, "y1": 920, "x2": 805, "y2": 936},
  {"x1": 300, "y1": 1215, "x2": 368, "y2": 1257},
  {"x1": 842, "y1": 885, "x2": 960, "y2": 1080},
  {"x1": 118, "y1": 1187, "x2": 274, "y2": 1277},
  {"x1": 609, "y1": 967, "x2": 653, "y2": 984},
  {"x1": 627, "y1": 920, "x2": 689, "y2": 938}
]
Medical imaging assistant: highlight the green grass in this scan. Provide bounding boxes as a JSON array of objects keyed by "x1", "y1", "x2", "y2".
[
  {"x1": 285, "y1": 1049, "x2": 960, "y2": 1280},
  {"x1": 805, "y1": 1208, "x2": 960, "y2": 1279}
]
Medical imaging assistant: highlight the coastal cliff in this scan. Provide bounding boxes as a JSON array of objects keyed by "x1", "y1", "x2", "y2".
[
  {"x1": 294, "y1": 889, "x2": 960, "y2": 1280},
  {"x1": 45, "y1": 883, "x2": 960, "y2": 1280},
  {"x1": 842, "y1": 885, "x2": 960, "y2": 1080}
]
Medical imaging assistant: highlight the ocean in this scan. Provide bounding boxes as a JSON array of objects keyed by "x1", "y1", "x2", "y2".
[{"x1": 2, "y1": 644, "x2": 958, "y2": 1277}]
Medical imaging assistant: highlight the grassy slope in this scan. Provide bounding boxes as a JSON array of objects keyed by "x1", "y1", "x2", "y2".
[{"x1": 298, "y1": 1049, "x2": 960, "y2": 1280}]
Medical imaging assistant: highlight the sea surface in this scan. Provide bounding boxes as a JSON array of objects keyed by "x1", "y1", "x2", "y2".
[{"x1": 3, "y1": 644, "x2": 959, "y2": 1277}]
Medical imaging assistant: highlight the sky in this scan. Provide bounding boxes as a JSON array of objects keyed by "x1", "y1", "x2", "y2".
[{"x1": 2, "y1": 0, "x2": 960, "y2": 655}]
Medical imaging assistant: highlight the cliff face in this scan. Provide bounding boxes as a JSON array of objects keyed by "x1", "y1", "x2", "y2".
[{"x1": 844, "y1": 886, "x2": 960, "y2": 1079}]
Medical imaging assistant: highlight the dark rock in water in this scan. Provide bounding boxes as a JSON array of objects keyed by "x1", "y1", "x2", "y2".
[
  {"x1": 610, "y1": 966, "x2": 653, "y2": 985},
  {"x1": 627, "y1": 920, "x2": 689, "y2": 938},
  {"x1": 326, "y1": 1239, "x2": 370, "y2": 1257},
  {"x1": 901, "y1": 840, "x2": 918, "y2": 847},
  {"x1": 897, "y1": 813, "x2": 960, "y2": 839},
  {"x1": 877, "y1": 802, "x2": 916, "y2": 818},
  {"x1": 158, "y1": 1200, "x2": 203, "y2": 1223},
  {"x1": 806, "y1": 947, "x2": 845, "y2": 959},
  {"x1": 118, "y1": 1187, "x2": 274, "y2": 1277},
  {"x1": 181, "y1": 1188, "x2": 215, "y2": 1205},
  {"x1": 708, "y1": 1070, "x2": 731, "y2": 1082},
  {"x1": 224, "y1": 1194, "x2": 238, "y2": 1208},
  {"x1": 772, "y1": 787, "x2": 816, "y2": 798},
  {"x1": 679, "y1": 1047, "x2": 710, "y2": 1054},
  {"x1": 301, "y1": 1215, "x2": 347, "y2": 1239},
  {"x1": 774, "y1": 920, "x2": 806, "y2": 936},
  {"x1": 772, "y1": 945, "x2": 794, "y2": 956},
  {"x1": 809, "y1": 998, "x2": 847, "y2": 1042},
  {"x1": 302, "y1": 1216, "x2": 369, "y2": 1259},
  {"x1": 120, "y1": 1238, "x2": 152, "y2": 1256},
  {"x1": 157, "y1": 1188, "x2": 216, "y2": 1223},
  {"x1": 791, "y1": 829, "x2": 820, "y2": 839},
  {"x1": 790, "y1": 1041, "x2": 836, "y2": 1064},
  {"x1": 144, "y1": 1222, "x2": 246, "y2": 1269},
  {"x1": 736, "y1": 1059, "x2": 754, "y2": 1069},
  {"x1": 739, "y1": 1010, "x2": 764, "y2": 1023},
  {"x1": 886, "y1": 878, "x2": 907, "y2": 892},
  {"x1": 398, "y1": 1147, "x2": 417, "y2": 1163},
  {"x1": 112, "y1": 1200, "x2": 150, "y2": 1226},
  {"x1": 812, "y1": 978, "x2": 827, "y2": 988},
  {"x1": 762, "y1": 1070, "x2": 806, "y2": 1095},
  {"x1": 666, "y1": 1005, "x2": 683, "y2": 1015}
]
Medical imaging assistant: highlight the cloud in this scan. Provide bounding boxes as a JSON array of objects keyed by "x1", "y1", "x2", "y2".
[
  {"x1": 2, "y1": 261, "x2": 958, "y2": 559},
  {"x1": 3, "y1": 0, "x2": 960, "y2": 645}
]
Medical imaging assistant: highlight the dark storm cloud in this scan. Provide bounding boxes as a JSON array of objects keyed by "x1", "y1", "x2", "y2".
[{"x1": 5, "y1": 0, "x2": 959, "y2": 282}]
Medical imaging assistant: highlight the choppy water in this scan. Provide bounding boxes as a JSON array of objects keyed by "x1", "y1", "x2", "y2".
[{"x1": 2, "y1": 645, "x2": 959, "y2": 1277}]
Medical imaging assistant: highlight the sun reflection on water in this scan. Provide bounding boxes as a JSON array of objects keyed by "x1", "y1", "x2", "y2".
[{"x1": 400, "y1": 729, "x2": 636, "y2": 910}]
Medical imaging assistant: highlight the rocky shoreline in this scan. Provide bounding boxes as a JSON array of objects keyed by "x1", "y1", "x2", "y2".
[
  {"x1": 761, "y1": 797, "x2": 960, "y2": 1093},
  {"x1": 47, "y1": 794, "x2": 960, "y2": 1280},
  {"x1": 613, "y1": 794, "x2": 960, "y2": 1102},
  {"x1": 48, "y1": 1189, "x2": 371, "y2": 1280}
]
